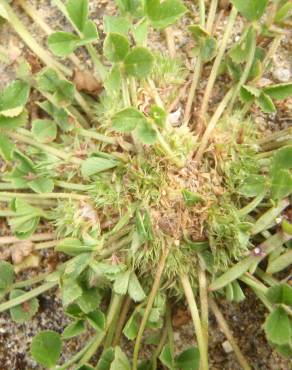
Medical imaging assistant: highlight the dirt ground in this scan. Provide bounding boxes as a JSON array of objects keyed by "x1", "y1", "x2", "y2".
[{"x1": 0, "y1": 1, "x2": 291, "y2": 369}]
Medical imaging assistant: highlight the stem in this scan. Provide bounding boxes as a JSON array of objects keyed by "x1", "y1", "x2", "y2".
[
  {"x1": 112, "y1": 295, "x2": 132, "y2": 346},
  {"x1": 0, "y1": 192, "x2": 89, "y2": 201},
  {"x1": 155, "y1": 129, "x2": 185, "y2": 168},
  {"x1": 164, "y1": 27, "x2": 176, "y2": 57},
  {"x1": 54, "y1": 181, "x2": 92, "y2": 192},
  {"x1": 77, "y1": 128, "x2": 117, "y2": 145},
  {"x1": 195, "y1": 87, "x2": 235, "y2": 164},
  {"x1": 238, "y1": 190, "x2": 267, "y2": 217},
  {"x1": 78, "y1": 294, "x2": 123, "y2": 364},
  {"x1": 209, "y1": 298, "x2": 252, "y2": 370},
  {"x1": 200, "y1": 7, "x2": 238, "y2": 116},
  {"x1": 52, "y1": 0, "x2": 107, "y2": 81},
  {"x1": 0, "y1": 281, "x2": 57, "y2": 312},
  {"x1": 198, "y1": 0, "x2": 206, "y2": 27},
  {"x1": 34, "y1": 239, "x2": 60, "y2": 250},
  {"x1": 180, "y1": 274, "x2": 208, "y2": 370},
  {"x1": 166, "y1": 302, "x2": 175, "y2": 359},
  {"x1": 151, "y1": 321, "x2": 168, "y2": 370},
  {"x1": 0, "y1": 232, "x2": 54, "y2": 246},
  {"x1": 198, "y1": 261, "x2": 209, "y2": 353},
  {"x1": 132, "y1": 247, "x2": 169, "y2": 370},
  {"x1": 0, "y1": 210, "x2": 15, "y2": 217},
  {"x1": 13, "y1": 273, "x2": 49, "y2": 289},
  {"x1": 206, "y1": 0, "x2": 218, "y2": 34},
  {"x1": 228, "y1": 26, "x2": 257, "y2": 111}
]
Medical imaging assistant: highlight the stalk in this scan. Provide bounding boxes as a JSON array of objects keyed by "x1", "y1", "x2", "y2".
[
  {"x1": 0, "y1": 281, "x2": 57, "y2": 312},
  {"x1": 52, "y1": 0, "x2": 107, "y2": 81},
  {"x1": 0, "y1": 192, "x2": 89, "y2": 201},
  {"x1": 78, "y1": 294, "x2": 123, "y2": 364},
  {"x1": 155, "y1": 129, "x2": 185, "y2": 167},
  {"x1": 164, "y1": 27, "x2": 176, "y2": 57},
  {"x1": 54, "y1": 181, "x2": 93, "y2": 192},
  {"x1": 34, "y1": 239, "x2": 60, "y2": 250},
  {"x1": 195, "y1": 87, "x2": 235, "y2": 163},
  {"x1": 228, "y1": 25, "x2": 257, "y2": 111},
  {"x1": 151, "y1": 322, "x2": 168, "y2": 370},
  {"x1": 0, "y1": 232, "x2": 54, "y2": 246},
  {"x1": 206, "y1": 0, "x2": 218, "y2": 34},
  {"x1": 77, "y1": 128, "x2": 117, "y2": 145},
  {"x1": 209, "y1": 298, "x2": 252, "y2": 370},
  {"x1": 166, "y1": 302, "x2": 175, "y2": 359},
  {"x1": 112, "y1": 295, "x2": 132, "y2": 346},
  {"x1": 200, "y1": 7, "x2": 238, "y2": 116},
  {"x1": 180, "y1": 274, "x2": 208, "y2": 370},
  {"x1": 12, "y1": 273, "x2": 49, "y2": 289},
  {"x1": 198, "y1": 261, "x2": 209, "y2": 352},
  {"x1": 0, "y1": 210, "x2": 16, "y2": 217},
  {"x1": 238, "y1": 190, "x2": 267, "y2": 217},
  {"x1": 132, "y1": 247, "x2": 169, "y2": 370}
]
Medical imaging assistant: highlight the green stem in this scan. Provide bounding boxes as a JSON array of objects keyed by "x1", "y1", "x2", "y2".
[
  {"x1": 206, "y1": 0, "x2": 218, "y2": 33},
  {"x1": 54, "y1": 181, "x2": 92, "y2": 192},
  {"x1": 52, "y1": 0, "x2": 107, "y2": 81},
  {"x1": 200, "y1": 6, "x2": 238, "y2": 116},
  {"x1": 195, "y1": 87, "x2": 235, "y2": 163},
  {"x1": 77, "y1": 128, "x2": 117, "y2": 145},
  {"x1": 132, "y1": 247, "x2": 169, "y2": 370},
  {"x1": 151, "y1": 321, "x2": 168, "y2": 370},
  {"x1": 155, "y1": 129, "x2": 185, "y2": 167},
  {"x1": 238, "y1": 190, "x2": 267, "y2": 217},
  {"x1": 228, "y1": 25, "x2": 257, "y2": 111},
  {"x1": 0, "y1": 191, "x2": 89, "y2": 201},
  {"x1": 12, "y1": 273, "x2": 49, "y2": 289},
  {"x1": 0, "y1": 281, "x2": 57, "y2": 312},
  {"x1": 78, "y1": 294, "x2": 123, "y2": 365},
  {"x1": 166, "y1": 302, "x2": 175, "y2": 361},
  {"x1": 209, "y1": 298, "x2": 252, "y2": 370},
  {"x1": 0, "y1": 210, "x2": 15, "y2": 217},
  {"x1": 198, "y1": 261, "x2": 209, "y2": 353},
  {"x1": 112, "y1": 295, "x2": 132, "y2": 346},
  {"x1": 180, "y1": 273, "x2": 208, "y2": 370},
  {"x1": 198, "y1": 0, "x2": 206, "y2": 27},
  {"x1": 0, "y1": 232, "x2": 54, "y2": 246}
]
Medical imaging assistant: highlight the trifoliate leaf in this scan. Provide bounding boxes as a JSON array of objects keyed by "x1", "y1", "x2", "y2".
[
  {"x1": 31, "y1": 330, "x2": 62, "y2": 368},
  {"x1": 31, "y1": 119, "x2": 57, "y2": 143},
  {"x1": 9, "y1": 289, "x2": 39, "y2": 323},
  {"x1": 103, "y1": 33, "x2": 130, "y2": 62},
  {"x1": 67, "y1": 0, "x2": 88, "y2": 32},
  {"x1": 62, "y1": 320, "x2": 86, "y2": 339},
  {"x1": 146, "y1": 0, "x2": 187, "y2": 29},
  {"x1": 124, "y1": 47, "x2": 154, "y2": 78},
  {"x1": 112, "y1": 107, "x2": 147, "y2": 132},
  {"x1": 264, "y1": 307, "x2": 291, "y2": 345},
  {"x1": 263, "y1": 83, "x2": 292, "y2": 100},
  {"x1": 230, "y1": 0, "x2": 269, "y2": 21},
  {"x1": 48, "y1": 31, "x2": 80, "y2": 57},
  {"x1": 81, "y1": 157, "x2": 118, "y2": 178}
]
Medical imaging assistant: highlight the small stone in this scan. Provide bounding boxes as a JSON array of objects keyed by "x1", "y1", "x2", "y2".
[
  {"x1": 272, "y1": 68, "x2": 291, "y2": 83},
  {"x1": 222, "y1": 340, "x2": 233, "y2": 353}
]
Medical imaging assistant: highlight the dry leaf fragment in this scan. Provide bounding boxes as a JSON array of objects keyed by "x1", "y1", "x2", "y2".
[
  {"x1": 73, "y1": 69, "x2": 103, "y2": 95},
  {"x1": 11, "y1": 241, "x2": 34, "y2": 264}
]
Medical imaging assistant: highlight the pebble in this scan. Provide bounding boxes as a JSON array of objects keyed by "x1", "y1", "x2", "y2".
[
  {"x1": 272, "y1": 68, "x2": 291, "y2": 82},
  {"x1": 222, "y1": 340, "x2": 233, "y2": 354}
]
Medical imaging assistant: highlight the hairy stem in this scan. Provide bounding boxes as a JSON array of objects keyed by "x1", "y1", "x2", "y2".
[
  {"x1": 0, "y1": 232, "x2": 54, "y2": 246},
  {"x1": 132, "y1": 247, "x2": 169, "y2": 370},
  {"x1": 200, "y1": 7, "x2": 238, "y2": 116},
  {"x1": 209, "y1": 298, "x2": 252, "y2": 370},
  {"x1": 180, "y1": 274, "x2": 208, "y2": 370},
  {"x1": 198, "y1": 261, "x2": 209, "y2": 353}
]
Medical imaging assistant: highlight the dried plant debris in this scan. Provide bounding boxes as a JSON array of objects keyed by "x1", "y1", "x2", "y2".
[{"x1": 0, "y1": 0, "x2": 291, "y2": 369}]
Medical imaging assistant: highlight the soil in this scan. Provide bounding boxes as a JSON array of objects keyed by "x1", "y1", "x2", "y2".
[{"x1": 0, "y1": 1, "x2": 291, "y2": 369}]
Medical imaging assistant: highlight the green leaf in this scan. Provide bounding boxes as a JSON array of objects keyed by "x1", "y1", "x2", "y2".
[
  {"x1": 31, "y1": 330, "x2": 62, "y2": 368},
  {"x1": 0, "y1": 80, "x2": 30, "y2": 113},
  {"x1": 76, "y1": 287, "x2": 101, "y2": 313},
  {"x1": 182, "y1": 189, "x2": 204, "y2": 206},
  {"x1": 124, "y1": 47, "x2": 154, "y2": 78},
  {"x1": 48, "y1": 31, "x2": 80, "y2": 57},
  {"x1": 159, "y1": 344, "x2": 174, "y2": 369},
  {"x1": 55, "y1": 238, "x2": 95, "y2": 256},
  {"x1": 104, "y1": 65, "x2": 121, "y2": 94},
  {"x1": 266, "y1": 284, "x2": 292, "y2": 306},
  {"x1": 146, "y1": 0, "x2": 187, "y2": 29},
  {"x1": 188, "y1": 25, "x2": 209, "y2": 40},
  {"x1": 0, "y1": 110, "x2": 28, "y2": 129},
  {"x1": 238, "y1": 175, "x2": 265, "y2": 197},
  {"x1": 75, "y1": 365, "x2": 95, "y2": 370},
  {"x1": 136, "y1": 120, "x2": 157, "y2": 144},
  {"x1": 0, "y1": 261, "x2": 14, "y2": 290},
  {"x1": 266, "y1": 249, "x2": 292, "y2": 274},
  {"x1": 62, "y1": 320, "x2": 86, "y2": 339},
  {"x1": 86, "y1": 309, "x2": 106, "y2": 331},
  {"x1": 230, "y1": 0, "x2": 269, "y2": 21},
  {"x1": 229, "y1": 27, "x2": 256, "y2": 64},
  {"x1": 200, "y1": 36, "x2": 217, "y2": 62},
  {"x1": 112, "y1": 107, "x2": 147, "y2": 132},
  {"x1": 115, "y1": 0, "x2": 145, "y2": 18},
  {"x1": 79, "y1": 20, "x2": 99, "y2": 44},
  {"x1": 175, "y1": 347, "x2": 200, "y2": 370},
  {"x1": 96, "y1": 348, "x2": 115, "y2": 370},
  {"x1": 31, "y1": 119, "x2": 57, "y2": 143},
  {"x1": 240, "y1": 85, "x2": 261, "y2": 103},
  {"x1": 61, "y1": 280, "x2": 83, "y2": 306},
  {"x1": 0, "y1": 134, "x2": 14, "y2": 161},
  {"x1": 275, "y1": 2, "x2": 292, "y2": 23},
  {"x1": 270, "y1": 169, "x2": 292, "y2": 200},
  {"x1": 67, "y1": 0, "x2": 88, "y2": 32},
  {"x1": 123, "y1": 312, "x2": 139, "y2": 340},
  {"x1": 9, "y1": 289, "x2": 39, "y2": 323},
  {"x1": 256, "y1": 93, "x2": 276, "y2": 114},
  {"x1": 209, "y1": 257, "x2": 254, "y2": 291},
  {"x1": 103, "y1": 33, "x2": 130, "y2": 62},
  {"x1": 104, "y1": 16, "x2": 131, "y2": 36},
  {"x1": 81, "y1": 157, "x2": 118, "y2": 178},
  {"x1": 263, "y1": 83, "x2": 292, "y2": 100},
  {"x1": 264, "y1": 307, "x2": 291, "y2": 345},
  {"x1": 271, "y1": 146, "x2": 292, "y2": 171},
  {"x1": 132, "y1": 19, "x2": 148, "y2": 45},
  {"x1": 38, "y1": 100, "x2": 72, "y2": 132},
  {"x1": 150, "y1": 105, "x2": 166, "y2": 128},
  {"x1": 113, "y1": 270, "x2": 131, "y2": 295},
  {"x1": 128, "y1": 272, "x2": 146, "y2": 302},
  {"x1": 30, "y1": 177, "x2": 54, "y2": 194},
  {"x1": 111, "y1": 347, "x2": 131, "y2": 370},
  {"x1": 64, "y1": 253, "x2": 91, "y2": 280},
  {"x1": 274, "y1": 343, "x2": 292, "y2": 358}
]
